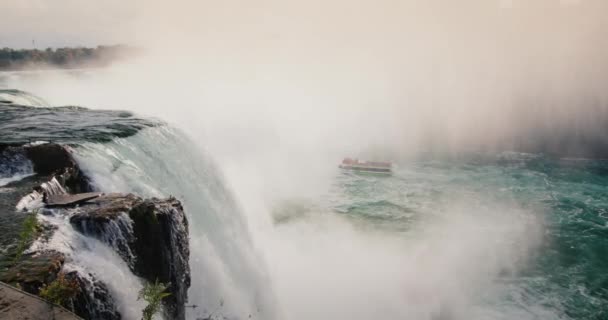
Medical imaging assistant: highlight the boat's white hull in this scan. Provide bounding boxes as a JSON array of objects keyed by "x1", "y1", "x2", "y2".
[{"x1": 339, "y1": 165, "x2": 392, "y2": 174}]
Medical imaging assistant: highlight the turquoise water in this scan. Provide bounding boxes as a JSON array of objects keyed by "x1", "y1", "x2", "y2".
[
  {"x1": 0, "y1": 89, "x2": 158, "y2": 144},
  {"x1": 2, "y1": 88, "x2": 608, "y2": 319},
  {"x1": 324, "y1": 155, "x2": 608, "y2": 319}
]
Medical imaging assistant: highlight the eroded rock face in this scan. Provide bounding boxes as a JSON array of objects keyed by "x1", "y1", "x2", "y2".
[
  {"x1": 130, "y1": 198, "x2": 191, "y2": 320},
  {"x1": 24, "y1": 143, "x2": 91, "y2": 193},
  {"x1": 24, "y1": 144, "x2": 77, "y2": 176},
  {"x1": 70, "y1": 194, "x2": 191, "y2": 320},
  {"x1": 66, "y1": 271, "x2": 121, "y2": 320},
  {"x1": 3, "y1": 142, "x2": 191, "y2": 320},
  {"x1": 71, "y1": 194, "x2": 142, "y2": 266},
  {"x1": 0, "y1": 142, "x2": 91, "y2": 194},
  {"x1": 0, "y1": 251, "x2": 65, "y2": 294}
]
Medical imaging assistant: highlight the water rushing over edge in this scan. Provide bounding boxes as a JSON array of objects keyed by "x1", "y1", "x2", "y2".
[
  {"x1": 73, "y1": 127, "x2": 276, "y2": 320},
  {"x1": 1, "y1": 90, "x2": 607, "y2": 319}
]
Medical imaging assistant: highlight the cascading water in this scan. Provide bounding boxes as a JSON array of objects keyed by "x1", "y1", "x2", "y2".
[
  {"x1": 73, "y1": 126, "x2": 276, "y2": 320},
  {"x1": 1, "y1": 89, "x2": 276, "y2": 319},
  {"x1": 1, "y1": 86, "x2": 608, "y2": 320},
  {"x1": 0, "y1": 147, "x2": 33, "y2": 187},
  {"x1": 32, "y1": 210, "x2": 146, "y2": 319},
  {"x1": 0, "y1": 89, "x2": 50, "y2": 108},
  {"x1": 16, "y1": 177, "x2": 66, "y2": 211},
  {"x1": 73, "y1": 212, "x2": 137, "y2": 267}
]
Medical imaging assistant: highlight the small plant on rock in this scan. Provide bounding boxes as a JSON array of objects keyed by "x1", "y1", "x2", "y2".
[
  {"x1": 12, "y1": 212, "x2": 39, "y2": 264},
  {"x1": 138, "y1": 279, "x2": 171, "y2": 320},
  {"x1": 39, "y1": 272, "x2": 81, "y2": 306}
]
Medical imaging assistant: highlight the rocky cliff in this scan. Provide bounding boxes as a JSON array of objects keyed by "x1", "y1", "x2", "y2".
[
  {"x1": 0, "y1": 143, "x2": 191, "y2": 320},
  {"x1": 71, "y1": 194, "x2": 191, "y2": 320}
]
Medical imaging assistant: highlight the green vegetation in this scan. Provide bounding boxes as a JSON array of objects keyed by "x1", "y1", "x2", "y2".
[
  {"x1": 39, "y1": 273, "x2": 81, "y2": 306},
  {"x1": 138, "y1": 279, "x2": 171, "y2": 320},
  {"x1": 12, "y1": 213, "x2": 39, "y2": 265},
  {"x1": 0, "y1": 45, "x2": 138, "y2": 71}
]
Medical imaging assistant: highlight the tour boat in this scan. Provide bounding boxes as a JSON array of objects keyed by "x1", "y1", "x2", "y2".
[{"x1": 339, "y1": 158, "x2": 392, "y2": 174}]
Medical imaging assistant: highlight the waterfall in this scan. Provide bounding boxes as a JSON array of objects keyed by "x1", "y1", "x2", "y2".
[
  {"x1": 1, "y1": 89, "x2": 273, "y2": 319},
  {"x1": 72, "y1": 126, "x2": 276, "y2": 319},
  {"x1": 28, "y1": 205, "x2": 145, "y2": 319}
]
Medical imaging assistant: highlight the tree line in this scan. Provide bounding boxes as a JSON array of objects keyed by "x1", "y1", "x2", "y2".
[{"x1": 0, "y1": 45, "x2": 139, "y2": 71}]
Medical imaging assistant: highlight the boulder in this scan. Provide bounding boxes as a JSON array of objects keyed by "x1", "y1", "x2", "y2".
[
  {"x1": 24, "y1": 143, "x2": 91, "y2": 193},
  {"x1": 129, "y1": 197, "x2": 190, "y2": 320},
  {"x1": 0, "y1": 142, "x2": 91, "y2": 193},
  {"x1": 24, "y1": 144, "x2": 76, "y2": 176},
  {"x1": 71, "y1": 194, "x2": 191, "y2": 320},
  {"x1": 0, "y1": 251, "x2": 64, "y2": 294},
  {"x1": 71, "y1": 194, "x2": 142, "y2": 265}
]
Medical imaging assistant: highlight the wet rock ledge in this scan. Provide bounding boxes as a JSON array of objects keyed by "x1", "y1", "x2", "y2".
[{"x1": 0, "y1": 143, "x2": 190, "y2": 320}]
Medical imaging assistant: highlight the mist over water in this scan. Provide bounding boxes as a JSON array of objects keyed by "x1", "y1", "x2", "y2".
[
  {"x1": 3, "y1": 0, "x2": 608, "y2": 319},
  {"x1": 6, "y1": 1, "x2": 608, "y2": 157}
]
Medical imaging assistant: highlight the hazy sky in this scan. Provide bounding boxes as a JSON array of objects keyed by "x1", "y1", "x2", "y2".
[
  {"x1": 0, "y1": 0, "x2": 137, "y2": 48},
  {"x1": 0, "y1": 0, "x2": 598, "y2": 48}
]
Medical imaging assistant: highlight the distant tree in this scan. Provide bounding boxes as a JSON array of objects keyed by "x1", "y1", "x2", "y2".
[{"x1": 0, "y1": 45, "x2": 139, "y2": 71}]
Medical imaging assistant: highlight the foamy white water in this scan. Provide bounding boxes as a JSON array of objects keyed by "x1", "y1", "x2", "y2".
[
  {"x1": 73, "y1": 127, "x2": 276, "y2": 320},
  {"x1": 29, "y1": 210, "x2": 146, "y2": 319},
  {"x1": 0, "y1": 150, "x2": 34, "y2": 187},
  {"x1": 0, "y1": 173, "x2": 33, "y2": 187}
]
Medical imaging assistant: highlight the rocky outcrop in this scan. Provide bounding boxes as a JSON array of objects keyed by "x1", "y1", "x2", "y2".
[
  {"x1": 8, "y1": 143, "x2": 91, "y2": 213},
  {"x1": 0, "y1": 142, "x2": 91, "y2": 193},
  {"x1": 71, "y1": 194, "x2": 191, "y2": 320},
  {"x1": 1, "y1": 142, "x2": 191, "y2": 320},
  {"x1": 0, "y1": 251, "x2": 65, "y2": 294},
  {"x1": 24, "y1": 143, "x2": 91, "y2": 193},
  {"x1": 24, "y1": 143, "x2": 77, "y2": 176},
  {"x1": 66, "y1": 271, "x2": 121, "y2": 320},
  {"x1": 71, "y1": 194, "x2": 141, "y2": 266},
  {"x1": 129, "y1": 198, "x2": 190, "y2": 320}
]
